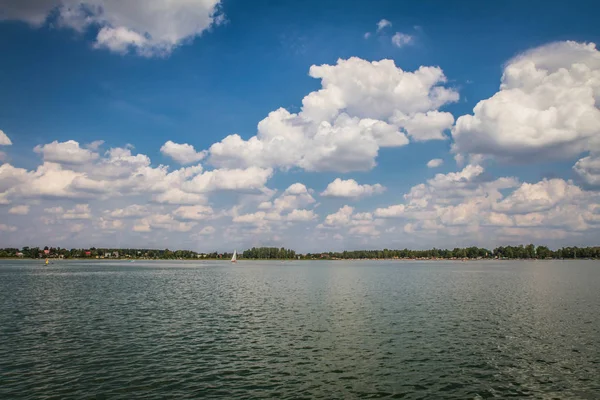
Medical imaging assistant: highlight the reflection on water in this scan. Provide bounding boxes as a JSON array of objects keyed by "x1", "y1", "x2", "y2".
[{"x1": 0, "y1": 260, "x2": 599, "y2": 399}]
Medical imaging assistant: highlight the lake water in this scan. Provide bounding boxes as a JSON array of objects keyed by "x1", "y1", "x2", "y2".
[{"x1": 0, "y1": 260, "x2": 599, "y2": 399}]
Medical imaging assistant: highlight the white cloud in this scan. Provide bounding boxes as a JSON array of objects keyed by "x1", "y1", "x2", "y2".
[
  {"x1": 322, "y1": 205, "x2": 354, "y2": 227},
  {"x1": 44, "y1": 206, "x2": 64, "y2": 214},
  {"x1": 0, "y1": 0, "x2": 224, "y2": 57},
  {"x1": 182, "y1": 167, "x2": 273, "y2": 193},
  {"x1": 0, "y1": 223, "x2": 17, "y2": 232},
  {"x1": 573, "y1": 154, "x2": 600, "y2": 187},
  {"x1": 321, "y1": 178, "x2": 385, "y2": 198},
  {"x1": 85, "y1": 140, "x2": 104, "y2": 151},
  {"x1": 160, "y1": 141, "x2": 206, "y2": 165},
  {"x1": 70, "y1": 223, "x2": 85, "y2": 233},
  {"x1": 9, "y1": 205, "x2": 30, "y2": 215},
  {"x1": 134, "y1": 213, "x2": 196, "y2": 232},
  {"x1": 153, "y1": 189, "x2": 208, "y2": 205},
  {"x1": 209, "y1": 58, "x2": 457, "y2": 172},
  {"x1": 364, "y1": 32, "x2": 371, "y2": 39},
  {"x1": 427, "y1": 158, "x2": 444, "y2": 168},
  {"x1": 229, "y1": 183, "x2": 317, "y2": 230},
  {"x1": 63, "y1": 204, "x2": 92, "y2": 219},
  {"x1": 391, "y1": 32, "x2": 413, "y2": 48},
  {"x1": 172, "y1": 205, "x2": 214, "y2": 221},
  {"x1": 286, "y1": 209, "x2": 317, "y2": 222},
  {"x1": 349, "y1": 224, "x2": 380, "y2": 237},
  {"x1": 197, "y1": 226, "x2": 216, "y2": 235},
  {"x1": 365, "y1": 162, "x2": 600, "y2": 244},
  {"x1": 394, "y1": 111, "x2": 454, "y2": 141},
  {"x1": 0, "y1": 164, "x2": 29, "y2": 193},
  {"x1": 374, "y1": 204, "x2": 405, "y2": 218},
  {"x1": 105, "y1": 204, "x2": 149, "y2": 219},
  {"x1": 0, "y1": 130, "x2": 12, "y2": 146},
  {"x1": 233, "y1": 211, "x2": 281, "y2": 224},
  {"x1": 34, "y1": 140, "x2": 99, "y2": 165},
  {"x1": 96, "y1": 218, "x2": 124, "y2": 231},
  {"x1": 376, "y1": 19, "x2": 392, "y2": 32},
  {"x1": 453, "y1": 41, "x2": 600, "y2": 162},
  {"x1": 494, "y1": 178, "x2": 584, "y2": 214},
  {"x1": 320, "y1": 205, "x2": 382, "y2": 237},
  {"x1": 285, "y1": 183, "x2": 311, "y2": 196},
  {"x1": 11, "y1": 162, "x2": 89, "y2": 199}
]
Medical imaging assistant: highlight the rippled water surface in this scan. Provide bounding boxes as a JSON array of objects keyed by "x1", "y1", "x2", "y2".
[{"x1": 1, "y1": 260, "x2": 599, "y2": 399}]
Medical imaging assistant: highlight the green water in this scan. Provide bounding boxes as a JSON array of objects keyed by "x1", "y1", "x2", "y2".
[{"x1": 1, "y1": 260, "x2": 599, "y2": 399}]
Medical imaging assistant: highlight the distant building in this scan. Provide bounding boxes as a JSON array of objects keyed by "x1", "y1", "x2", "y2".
[
  {"x1": 16, "y1": 252, "x2": 24, "y2": 257},
  {"x1": 104, "y1": 252, "x2": 111, "y2": 258},
  {"x1": 85, "y1": 251, "x2": 91, "y2": 256},
  {"x1": 113, "y1": 251, "x2": 119, "y2": 258},
  {"x1": 44, "y1": 249, "x2": 50, "y2": 255}
]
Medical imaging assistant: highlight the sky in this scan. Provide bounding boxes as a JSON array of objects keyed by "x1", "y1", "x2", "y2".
[{"x1": 0, "y1": 0, "x2": 600, "y2": 252}]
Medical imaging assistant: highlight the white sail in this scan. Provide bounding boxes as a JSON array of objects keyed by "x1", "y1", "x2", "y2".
[{"x1": 231, "y1": 250, "x2": 237, "y2": 263}]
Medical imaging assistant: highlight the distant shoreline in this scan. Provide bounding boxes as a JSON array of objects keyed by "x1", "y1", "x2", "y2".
[{"x1": 1, "y1": 257, "x2": 597, "y2": 262}]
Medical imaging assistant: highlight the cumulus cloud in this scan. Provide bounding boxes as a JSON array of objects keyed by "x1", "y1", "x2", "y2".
[
  {"x1": 391, "y1": 32, "x2": 413, "y2": 48},
  {"x1": 453, "y1": 41, "x2": 600, "y2": 162},
  {"x1": 197, "y1": 226, "x2": 216, "y2": 235},
  {"x1": 134, "y1": 213, "x2": 196, "y2": 232},
  {"x1": 322, "y1": 205, "x2": 354, "y2": 227},
  {"x1": 0, "y1": 0, "x2": 224, "y2": 57},
  {"x1": 376, "y1": 19, "x2": 392, "y2": 32},
  {"x1": 105, "y1": 204, "x2": 150, "y2": 219},
  {"x1": 427, "y1": 158, "x2": 444, "y2": 168},
  {"x1": 494, "y1": 178, "x2": 584, "y2": 214},
  {"x1": 286, "y1": 209, "x2": 317, "y2": 222},
  {"x1": 321, "y1": 178, "x2": 385, "y2": 198},
  {"x1": 0, "y1": 143, "x2": 273, "y2": 216},
  {"x1": 172, "y1": 205, "x2": 214, "y2": 221},
  {"x1": 573, "y1": 154, "x2": 600, "y2": 187},
  {"x1": 367, "y1": 163, "x2": 600, "y2": 243},
  {"x1": 63, "y1": 204, "x2": 92, "y2": 219},
  {"x1": 9, "y1": 205, "x2": 30, "y2": 215},
  {"x1": 231, "y1": 182, "x2": 317, "y2": 229},
  {"x1": 320, "y1": 205, "x2": 382, "y2": 236},
  {"x1": 182, "y1": 167, "x2": 273, "y2": 193},
  {"x1": 0, "y1": 130, "x2": 12, "y2": 146},
  {"x1": 0, "y1": 223, "x2": 17, "y2": 232},
  {"x1": 85, "y1": 140, "x2": 104, "y2": 151},
  {"x1": 394, "y1": 111, "x2": 454, "y2": 141},
  {"x1": 208, "y1": 57, "x2": 457, "y2": 172},
  {"x1": 160, "y1": 141, "x2": 206, "y2": 165},
  {"x1": 34, "y1": 140, "x2": 99, "y2": 165},
  {"x1": 374, "y1": 204, "x2": 405, "y2": 218}
]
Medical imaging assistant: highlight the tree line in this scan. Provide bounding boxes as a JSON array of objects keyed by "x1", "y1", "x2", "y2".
[
  {"x1": 303, "y1": 245, "x2": 600, "y2": 259},
  {"x1": 0, "y1": 244, "x2": 598, "y2": 260}
]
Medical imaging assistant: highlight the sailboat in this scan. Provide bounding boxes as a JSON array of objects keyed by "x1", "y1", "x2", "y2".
[{"x1": 231, "y1": 250, "x2": 237, "y2": 263}]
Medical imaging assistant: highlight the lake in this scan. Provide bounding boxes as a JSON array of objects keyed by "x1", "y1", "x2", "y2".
[{"x1": 0, "y1": 260, "x2": 598, "y2": 399}]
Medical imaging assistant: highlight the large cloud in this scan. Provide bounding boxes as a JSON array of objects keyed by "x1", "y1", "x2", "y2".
[
  {"x1": 34, "y1": 140, "x2": 99, "y2": 165},
  {"x1": 209, "y1": 57, "x2": 458, "y2": 172},
  {"x1": 368, "y1": 164, "x2": 600, "y2": 243},
  {"x1": 453, "y1": 41, "x2": 600, "y2": 162},
  {"x1": 0, "y1": 0, "x2": 223, "y2": 57},
  {"x1": 0, "y1": 141, "x2": 272, "y2": 206}
]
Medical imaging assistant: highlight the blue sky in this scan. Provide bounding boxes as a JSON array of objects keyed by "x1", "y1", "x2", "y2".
[{"x1": 1, "y1": 0, "x2": 599, "y2": 252}]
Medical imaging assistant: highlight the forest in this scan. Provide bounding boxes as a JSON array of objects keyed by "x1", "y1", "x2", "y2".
[{"x1": 0, "y1": 245, "x2": 599, "y2": 259}]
